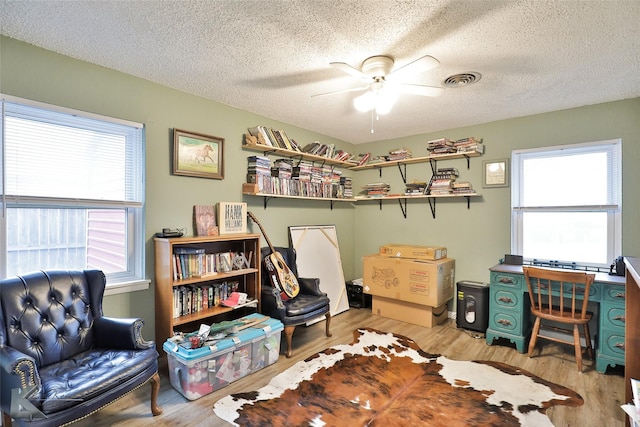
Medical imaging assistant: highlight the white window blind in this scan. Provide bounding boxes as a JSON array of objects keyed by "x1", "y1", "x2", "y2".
[{"x1": 1, "y1": 95, "x2": 146, "y2": 289}]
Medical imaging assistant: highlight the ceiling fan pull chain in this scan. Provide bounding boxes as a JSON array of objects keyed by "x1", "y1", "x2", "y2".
[{"x1": 370, "y1": 108, "x2": 375, "y2": 133}]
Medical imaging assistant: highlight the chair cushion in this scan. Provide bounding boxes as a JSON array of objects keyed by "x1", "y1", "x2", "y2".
[
  {"x1": 284, "y1": 294, "x2": 330, "y2": 317},
  {"x1": 38, "y1": 347, "x2": 158, "y2": 414}
]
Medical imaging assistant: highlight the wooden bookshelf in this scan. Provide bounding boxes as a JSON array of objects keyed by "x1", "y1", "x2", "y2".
[{"x1": 154, "y1": 234, "x2": 261, "y2": 348}]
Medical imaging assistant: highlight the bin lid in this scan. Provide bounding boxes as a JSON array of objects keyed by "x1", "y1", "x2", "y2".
[
  {"x1": 231, "y1": 313, "x2": 284, "y2": 343},
  {"x1": 163, "y1": 335, "x2": 236, "y2": 362}
]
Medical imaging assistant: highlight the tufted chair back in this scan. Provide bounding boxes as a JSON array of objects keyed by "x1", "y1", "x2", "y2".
[{"x1": 0, "y1": 269, "x2": 105, "y2": 368}]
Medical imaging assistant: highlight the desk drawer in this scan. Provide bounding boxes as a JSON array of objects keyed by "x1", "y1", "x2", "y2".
[
  {"x1": 600, "y1": 329, "x2": 625, "y2": 358},
  {"x1": 602, "y1": 284, "x2": 626, "y2": 303},
  {"x1": 491, "y1": 272, "x2": 523, "y2": 290},
  {"x1": 602, "y1": 303, "x2": 626, "y2": 330},
  {"x1": 489, "y1": 309, "x2": 525, "y2": 334},
  {"x1": 492, "y1": 288, "x2": 523, "y2": 309}
]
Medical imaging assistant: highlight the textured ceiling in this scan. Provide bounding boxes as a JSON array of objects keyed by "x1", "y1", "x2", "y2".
[{"x1": 1, "y1": 0, "x2": 639, "y2": 144}]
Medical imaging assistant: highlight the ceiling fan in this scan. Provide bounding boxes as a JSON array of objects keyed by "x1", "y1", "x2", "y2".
[{"x1": 313, "y1": 55, "x2": 445, "y2": 115}]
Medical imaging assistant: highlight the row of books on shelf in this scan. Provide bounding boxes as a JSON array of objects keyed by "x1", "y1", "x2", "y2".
[
  {"x1": 249, "y1": 156, "x2": 342, "y2": 181},
  {"x1": 173, "y1": 248, "x2": 253, "y2": 281},
  {"x1": 173, "y1": 281, "x2": 242, "y2": 318},
  {"x1": 245, "y1": 175, "x2": 353, "y2": 198},
  {"x1": 360, "y1": 172, "x2": 477, "y2": 198},
  {"x1": 362, "y1": 182, "x2": 391, "y2": 197},
  {"x1": 353, "y1": 138, "x2": 481, "y2": 168},
  {"x1": 246, "y1": 126, "x2": 359, "y2": 164},
  {"x1": 246, "y1": 155, "x2": 353, "y2": 198},
  {"x1": 352, "y1": 147, "x2": 413, "y2": 167},
  {"x1": 427, "y1": 167, "x2": 476, "y2": 195},
  {"x1": 427, "y1": 137, "x2": 484, "y2": 155}
]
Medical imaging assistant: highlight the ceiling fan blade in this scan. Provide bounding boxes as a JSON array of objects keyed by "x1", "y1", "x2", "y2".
[
  {"x1": 396, "y1": 83, "x2": 444, "y2": 97},
  {"x1": 388, "y1": 55, "x2": 440, "y2": 79},
  {"x1": 329, "y1": 62, "x2": 369, "y2": 80},
  {"x1": 311, "y1": 85, "x2": 369, "y2": 97}
]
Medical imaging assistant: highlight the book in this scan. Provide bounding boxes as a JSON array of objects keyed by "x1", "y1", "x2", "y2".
[{"x1": 193, "y1": 205, "x2": 218, "y2": 236}]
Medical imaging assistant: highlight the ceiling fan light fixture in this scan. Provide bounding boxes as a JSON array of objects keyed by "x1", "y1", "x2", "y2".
[
  {"x1": 354, "y1": 90, "x2": 375, "y2": 112},
  {"x1": 354, "y1": 84, "x2": 397, "y2": 115}
]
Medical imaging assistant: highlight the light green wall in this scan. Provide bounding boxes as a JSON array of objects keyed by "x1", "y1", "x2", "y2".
[
  {"x1": 2, "y1": 36, "x2": 639, "y2": 335},
  {"x1": 352, "y1": 100, "x2": 640, "y2": 290}
]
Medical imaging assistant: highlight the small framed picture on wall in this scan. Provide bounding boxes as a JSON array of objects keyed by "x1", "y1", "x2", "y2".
[{"x1": 483, "y1": 159, "x2": 509, "y2": 188}]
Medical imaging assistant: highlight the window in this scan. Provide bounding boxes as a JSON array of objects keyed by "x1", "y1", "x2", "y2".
[
  {"x1": 511, "y1": 139, "x2": 621, "y2": 269},
  {"x1": 1, "y1": 96, "x2": 147, "y2": 292}
]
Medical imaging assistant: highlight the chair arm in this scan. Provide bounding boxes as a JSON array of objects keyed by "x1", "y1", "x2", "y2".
[
  {"x1": 298, "y1": 277, "x2": 327, "y2": 297},
  {"x1": 94, "y1": 317, "x2": 155, "y2": 350},
  {"x1": 0, "y1": 346, "x2": 43, "y2": 414},
  {"x1": 261, "y1": 285, "x2": 287, "y2": 318}
]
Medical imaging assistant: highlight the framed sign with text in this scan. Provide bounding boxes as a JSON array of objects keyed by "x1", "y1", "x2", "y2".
[{"x1": 482, "y1": 159, "x2": 509, "y2": 188}]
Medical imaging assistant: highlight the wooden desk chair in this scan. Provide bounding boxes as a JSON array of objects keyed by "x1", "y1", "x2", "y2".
[{"x1": 523, "y1": 266, "x2": 595, "y2": 372}]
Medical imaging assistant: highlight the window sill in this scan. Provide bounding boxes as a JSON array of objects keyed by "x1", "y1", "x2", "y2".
[{"x1": 105, "y1": 278, "x2": 150, "y2": 296}]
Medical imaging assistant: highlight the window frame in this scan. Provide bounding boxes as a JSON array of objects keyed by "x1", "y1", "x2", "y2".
[
  {"x1": 510, "y1": 139, "x2": 622, "y2": 269},
  {"x1": 0, "y1": 94, "x2": 148, "y2": 294}
]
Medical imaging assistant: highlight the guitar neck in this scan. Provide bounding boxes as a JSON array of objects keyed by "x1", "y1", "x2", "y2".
[{"x1": 248, "y1": 211, "x2": 277, "y2": 253}]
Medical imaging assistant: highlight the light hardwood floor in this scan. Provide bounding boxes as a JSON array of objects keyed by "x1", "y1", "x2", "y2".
[{"x1": 70, "y1": 308, "x2": 625, "y2": 426}]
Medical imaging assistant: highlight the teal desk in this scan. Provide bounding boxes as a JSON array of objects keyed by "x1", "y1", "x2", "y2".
[{"x1": 485, "y1": 263, "x2": 625, "y2": 373}]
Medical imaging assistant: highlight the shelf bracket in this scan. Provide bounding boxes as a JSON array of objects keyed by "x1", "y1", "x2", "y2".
[
  {"x1": 464, "y1": 154, "x2": 471, "y2": 169},
  {"x1": 396, "y1": 162, "x2": 407, "y2": 183},
  {"x1": 378, "y1": 167, "x2": 383, "y2": 178},
  {"x1": 262, "y1": 196, "x2": 274, "y2": 209},
  {"x1": 330, "y1": 200, "x2": 334, "y2": 210},
  {"x1": 398, "y1": 198, "x2": 408, "y2": 218},
  {"x1": 466, "y1": 196, "x2": 471, "y2": 209},
  {"x1": 429, "y1": 158, "x2": 437, "y2": 174},
  {"x1": 428, "y1": 197, "x2": 436, "y2": 219}
]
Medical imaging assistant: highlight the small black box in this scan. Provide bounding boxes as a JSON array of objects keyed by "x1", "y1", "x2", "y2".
[
  {"x1": 456, "y1": 281, "x2": 489, "y2": 333},
  {"x1": 346, "y1": 281, "x2": 371, "y2": 309}
]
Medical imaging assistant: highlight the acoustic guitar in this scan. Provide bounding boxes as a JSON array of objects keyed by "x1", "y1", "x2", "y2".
[{"x1": 247, "y1": 211, "x2": 300, "y2": 300}]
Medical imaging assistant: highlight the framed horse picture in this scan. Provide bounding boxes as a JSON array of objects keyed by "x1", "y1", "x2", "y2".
[{"x1": 172, "y1": 128, "x2": 224, "y2": 179}]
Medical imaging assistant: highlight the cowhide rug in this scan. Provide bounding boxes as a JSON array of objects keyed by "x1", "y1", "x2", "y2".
[{"x1": 213, "y1": 328, "x2": 583, "y2": 426}]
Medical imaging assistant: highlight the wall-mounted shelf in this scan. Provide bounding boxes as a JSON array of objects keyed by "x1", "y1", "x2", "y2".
[
  {"x1": 243, "y1": 142, "x2": 357, "y2": 169},
  {"x1": 243, "y1": 190, "x2": 356, "y2": 209},
  {"x1": 350, "y1": 151, "x2": 482, "y2": 179},
  {"x1": 354, "y1": 194, "x2": 481, "y2": 218}
]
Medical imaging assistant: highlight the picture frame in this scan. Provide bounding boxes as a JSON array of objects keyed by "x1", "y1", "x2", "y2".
[
  {"x1": 172, "y1": 129, "x2": 224, "y2": 179},
  {"x1": 217, "y1": 202, "x2": 247, "y2": 234},
  {"x1": 482, "y1": 158, "x2": 509, "y2": 188}
]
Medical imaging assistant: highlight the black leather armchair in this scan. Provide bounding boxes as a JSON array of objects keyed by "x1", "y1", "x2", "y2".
[
  {"x1": 260, "y1": 247, "x2": 331, "y2": 358},
  {"x1": 0, "y1": 270, "x2": 161, "y2": 427}
]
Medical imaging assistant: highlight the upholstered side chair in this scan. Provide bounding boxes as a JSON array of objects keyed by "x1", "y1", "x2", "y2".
[
  {"x1": 0, "y1": 270, "x2": 161, "y2": 427},
  {"x1": 259, "y1": 247, "x2": 332, "y2": 358}
]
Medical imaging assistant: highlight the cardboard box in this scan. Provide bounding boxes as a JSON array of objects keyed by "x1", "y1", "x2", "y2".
[
  {"x1": 372, "y1": 295, "x2": 449, "y2": 328},
  {"x1": 363, "y1": 255, "x2": 455, "y2": 307},
  {"x1": 379, "y1": 244, "x2": 447, "y2": 260}
]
